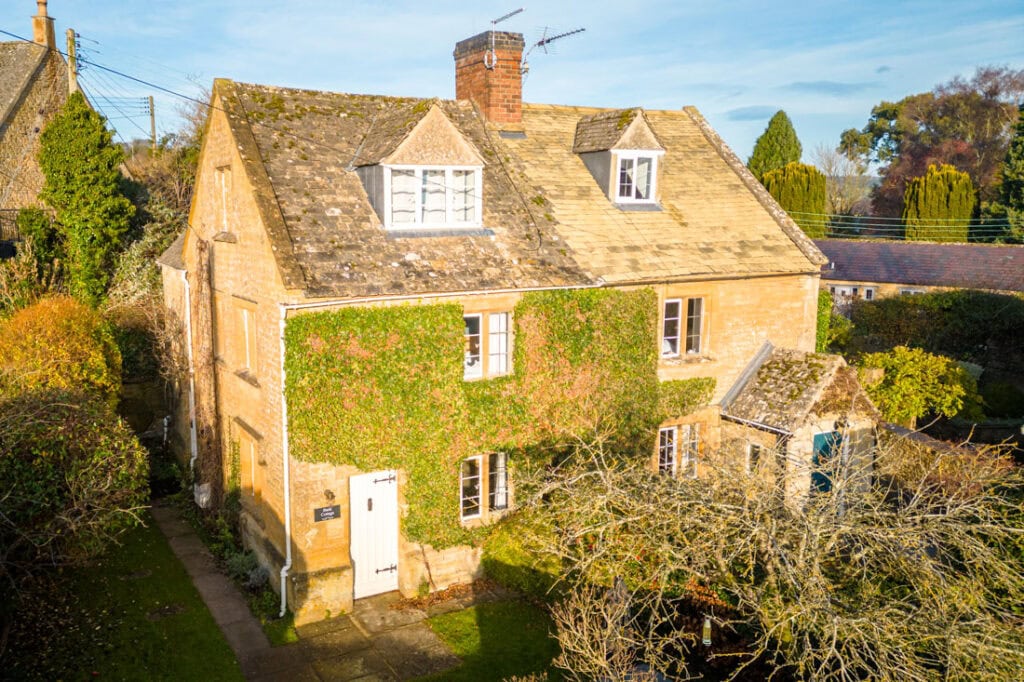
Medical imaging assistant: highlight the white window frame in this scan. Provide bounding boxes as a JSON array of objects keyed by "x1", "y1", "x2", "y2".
[
  {"x1": 464, "y1": 311, "x2": 513, "y2": 381},
  {"x1": 463, "y1": 314, "x2": 483, "y2": 380},
  {"x1": 488, "y1": 452, "x2": 509, "y2": 512},
  {"x1": 746, "y1": 442, "x2": 762, "y2": 474},
  {"x1": 863, "y1": 288, "x2": 875, "y2": 301},
  {"x1": 680, "y1": 424, "x2": 700, "y2": 479},
  {"x1": 899, "y1": 288, "x2": 925, "y2": 296},
  {"x1": 662, "y1": 299, "x2": 681, "y2": 358},
  {"x1": 685, "y1": 298, "x2": 704, "y2": 355},
  {"x1": 383, "y1": 165, "x2": 483, "y2": 230},
  {"x1": 613, "y1": 150, "x2": 663, "y2": 204},
  {"x1": 658, "y1": 427, "x2": 677, "y2": 475},
  {"x1": 460, "y1": 455, "x2": 483, "y2": 521}
]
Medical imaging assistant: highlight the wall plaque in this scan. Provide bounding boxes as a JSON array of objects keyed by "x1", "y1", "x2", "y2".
[{"x1": 314, "y1": 505, "x2": 341, "y2": 522}]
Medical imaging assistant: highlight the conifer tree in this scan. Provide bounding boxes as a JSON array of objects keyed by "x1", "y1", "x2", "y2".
[
  {"x1": 748, "y1": 110, "x2": 802, "y2": 180},
  {"x1": 902, "y1": 164, "x2": 976, "y2": 242},
  {"x1": 38, "y1": 92, "x2": 135, "y2": 305},
  {"x1": 996, "y1": 104, "x2": 1024, "y2": 241},
  {"x1": 762, "y1": 162, "x2": 827, "y2": 237}
]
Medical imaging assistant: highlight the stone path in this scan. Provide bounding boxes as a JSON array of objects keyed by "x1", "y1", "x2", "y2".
[{"x1": 151, "y1": 500, "x2": 506, "y2": 681}]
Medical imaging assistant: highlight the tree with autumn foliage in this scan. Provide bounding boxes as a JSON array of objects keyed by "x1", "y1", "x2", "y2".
[{"x1": 840, "y1": 66, "x2": 1024, "y2": 218}]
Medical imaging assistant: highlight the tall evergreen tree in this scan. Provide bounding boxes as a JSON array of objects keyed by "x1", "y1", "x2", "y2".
[
  {"x1": 38, "y1": 92, "x2": 135, "y2": 305},
  {"x1": 995, "y1": 104, "x2": 1024, "y2": 241},
  {"x1": 762, "y1": 162, "x2": 827, "y2": 237},
  {"x1": 902, "y1": 164, "x2": 975, "y2": 242},
  {"x1": 748, "y1": 110, "x2": 802, "y2": 180}
]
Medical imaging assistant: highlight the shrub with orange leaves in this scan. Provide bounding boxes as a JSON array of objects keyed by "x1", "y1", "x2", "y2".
[{"x1": 0, "y1": 296, "x2": 121, "y2": 406}]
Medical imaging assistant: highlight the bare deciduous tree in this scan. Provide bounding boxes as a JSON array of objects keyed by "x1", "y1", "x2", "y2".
[
  {"x1": 515, "y1": 433, "x2": 1024, "y2": 681},
  {"x1": 812, "y1": 143, "x2": 872, "y2": 217}
]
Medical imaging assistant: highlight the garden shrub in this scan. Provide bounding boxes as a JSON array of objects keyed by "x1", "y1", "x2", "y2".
[
  {"x1": 0, "y1": 296, "x2": 121, "y2": 406},
  {"x1": 0, "y1": 388, "x2": 148, "y2": 585}
]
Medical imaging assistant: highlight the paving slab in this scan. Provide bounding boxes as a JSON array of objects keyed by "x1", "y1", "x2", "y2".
[
  {"x1": 301, "y1": 622, "x2": 373, "y2": 657},
  {"x1": 374, "y1": 624, "x2": 460, "y2": 679},
  {"x1": 312, "y1": 647, "x2": 396, "y2": 681},
  {"x1": 352, "y1": 595, "x2": 427, "y2": 634}
]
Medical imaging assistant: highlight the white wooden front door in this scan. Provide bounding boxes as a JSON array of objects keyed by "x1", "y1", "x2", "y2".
[{"x1": 349, "y1": 470, "x2": 399, "y2": 599}]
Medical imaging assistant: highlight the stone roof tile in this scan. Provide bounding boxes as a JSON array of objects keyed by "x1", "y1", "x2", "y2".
[{"x1": 216, "y1": 80, "x2": 825, "y2": 298}]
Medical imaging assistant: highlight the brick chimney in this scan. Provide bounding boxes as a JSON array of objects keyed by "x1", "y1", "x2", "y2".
[
  {"x1": 453, "y1": 31, "x2": 525, "y2": 124},
  {"x1": 32, "y1": 0, "x2": 56, "y2": 50}
]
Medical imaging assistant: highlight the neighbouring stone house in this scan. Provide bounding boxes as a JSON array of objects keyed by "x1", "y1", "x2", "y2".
[
  {"x1": 816, "y1": 238, "x2": 1024, "y2": 305},
  {"x1": 160, "y1": 29, "x2": 876, "y2": 623},
  {"x1": 0, "y1": 1, "x2": 68, "y2": 243}
]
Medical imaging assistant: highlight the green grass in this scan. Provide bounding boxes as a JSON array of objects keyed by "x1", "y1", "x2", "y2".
[
  {"x1": 418, "y1": 599, "x2": 560, "y2": 681},
  {"x1": 3, "y1": 513, "x2": 243, "y2": 681}
]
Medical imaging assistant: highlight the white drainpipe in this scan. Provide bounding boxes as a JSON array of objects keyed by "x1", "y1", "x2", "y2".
[
  {"x1": 182, "y1": 270, "x2": 199, "y2": 476},
  {"x1": 278, "y1": 304, "x2": 293, "y2": 617}
]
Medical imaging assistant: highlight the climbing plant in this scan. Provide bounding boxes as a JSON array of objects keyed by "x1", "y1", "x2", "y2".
[{"x1": 284, "y1": 288, "x2": 715, "y2": 548}]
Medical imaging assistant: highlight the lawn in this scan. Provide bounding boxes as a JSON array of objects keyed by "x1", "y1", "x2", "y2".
[
  {"x1": 3, "y1": 512, "x2": 243, "y2": 681},
  {"x1": 418, "y1": 599, "x2": 561, "y2": 681}
]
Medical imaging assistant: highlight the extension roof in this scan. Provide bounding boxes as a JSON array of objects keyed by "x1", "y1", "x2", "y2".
[
  {"x1": 210, "y1": 79, "x2": 826, "y2": 299},
  {"x1": 815, "y1": 239, "x2": 1024, "y2": 293},
  {"x1": 722, "y1": 345, "x2": 876, "y2": 433}
]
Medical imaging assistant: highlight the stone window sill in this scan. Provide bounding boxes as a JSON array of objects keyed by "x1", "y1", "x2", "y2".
[{"x1": 235, "y1": 369, "x2": 260, "y2": 388}]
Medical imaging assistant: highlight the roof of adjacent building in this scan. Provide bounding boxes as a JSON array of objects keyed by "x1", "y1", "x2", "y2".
[
  {"x1": 0, "y1": 41, "x2": 48, "y2": 127},
  {"x1": 207, "y1": 79, "x2": 826, "y2": 299},
  {"x1": 722, "y1": 345, "x2": 876, "y2": 433},
  {"x1": 157, "y1": 231, "x2": 186, "y2": 271},
  {"x1": 815, "y1": 239, "x2": 1024, "y2": 292}
]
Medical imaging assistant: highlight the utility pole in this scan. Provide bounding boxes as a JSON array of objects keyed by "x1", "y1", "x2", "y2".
[
  {"x1": 149, "y1": 95, "x2": 157, "y2": 153},
  {"x1": 65, "y1": 28, "x2": 78, "y2": 94}
]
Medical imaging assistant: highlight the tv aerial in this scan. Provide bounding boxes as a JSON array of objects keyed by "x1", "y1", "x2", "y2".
[
  {"x1": 481, "y1": 7, "x2": 585, "y2": 75},
  {"x1": 522, "y1": 26, "x2": 586, "y2": 76}
]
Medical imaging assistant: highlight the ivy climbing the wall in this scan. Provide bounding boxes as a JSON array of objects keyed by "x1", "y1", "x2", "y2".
[{"x1": 284, "y1": 288, "x2": 715, "y2": 549}]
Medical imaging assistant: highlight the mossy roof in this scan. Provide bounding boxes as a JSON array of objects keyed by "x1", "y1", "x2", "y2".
[
  {"x1": 723, "y1": 347, "x2": 854, "y2": 433},
  {"x1": 213, "y1": 79, "x2": 825, "y2": 299}
]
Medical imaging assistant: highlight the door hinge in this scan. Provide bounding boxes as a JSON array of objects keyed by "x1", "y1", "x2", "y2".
[
  {"x1": 373, "y1": 474, "x2": 397, "y2": 484},
  {"x1": 375, "y1": 564, "x2": 398, "y2": 575}
]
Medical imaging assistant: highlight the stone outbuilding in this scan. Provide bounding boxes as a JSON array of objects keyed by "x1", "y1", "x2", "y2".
[{"x1": 720, "y1": 343, "x2": 879, "y2": 503}]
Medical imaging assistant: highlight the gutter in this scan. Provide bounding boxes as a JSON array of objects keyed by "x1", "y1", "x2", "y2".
[
  {"x1": 278, "y1": 304, "x2": 293, "y2": 618},
  {"x1": 182, "y1": 271, "x2": 199, "y2": 476},
  {"x1": 720, "y1": 411, "x2": 791, "y2": 437},
  {"x1": 280, "y1": 281, "x2": 602, "y2": 313}
]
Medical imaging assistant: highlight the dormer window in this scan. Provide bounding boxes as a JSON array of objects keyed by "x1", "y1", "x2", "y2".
[
  {"x1": 385, "y1": 166, "x2": 482, "y2": 229},
  {"x1": 616, "y1": 152, "x2": 659, "y2": 203}
]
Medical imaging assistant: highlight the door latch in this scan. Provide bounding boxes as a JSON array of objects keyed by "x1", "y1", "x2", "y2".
[{"x1": 375, "y1": 564, "x2": 397, "y2": 574}]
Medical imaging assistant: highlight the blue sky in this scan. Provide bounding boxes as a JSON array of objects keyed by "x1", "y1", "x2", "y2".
[{"x1": 2, "y1": 1, "x2": 1021, "y2": 160}]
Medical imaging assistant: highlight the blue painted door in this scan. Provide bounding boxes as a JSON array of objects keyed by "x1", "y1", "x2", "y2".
[{"x1": 811, "y1": 432, "x2": 842, "y2": 493}]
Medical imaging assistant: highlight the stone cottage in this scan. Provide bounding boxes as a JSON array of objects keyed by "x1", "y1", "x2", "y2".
[
  {"x1": 158, "y1": 29, "x2": 868, "y2": 624},
  {"x1": 0, "y1": 1, "x2": 68, "y2": 241}
]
